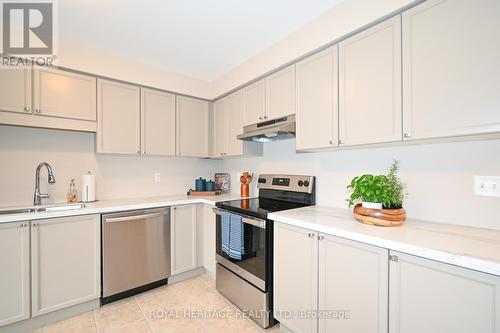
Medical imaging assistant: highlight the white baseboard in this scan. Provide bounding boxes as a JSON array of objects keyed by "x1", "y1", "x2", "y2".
[{"x1": 0, "y1": 299, "x2": 99, "y2": 333}]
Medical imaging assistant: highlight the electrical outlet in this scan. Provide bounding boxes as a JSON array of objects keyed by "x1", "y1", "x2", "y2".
[
  {"x1": 474, "y1": 176, "x2": 500, "y2": 197},
  {"x1": 154, "y1": 173, "x2": 161, "y2": 183}
]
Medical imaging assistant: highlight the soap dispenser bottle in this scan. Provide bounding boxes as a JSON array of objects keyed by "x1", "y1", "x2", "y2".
[{"x1": 67, "y1": 179, "x2": 78, "y2": 203}]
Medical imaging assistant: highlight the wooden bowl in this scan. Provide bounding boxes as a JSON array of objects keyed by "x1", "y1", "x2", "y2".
[{"x1": 353, "y1": 204, "x2": 406, "y2": 227}]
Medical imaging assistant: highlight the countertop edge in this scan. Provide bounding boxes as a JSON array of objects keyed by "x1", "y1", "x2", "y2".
[
  {"x1": 268, "y1": 212, "x2": 500, "y2": 277},
  {"x1": 0, "y1": 195, "x2": 250, "y2": 224}
]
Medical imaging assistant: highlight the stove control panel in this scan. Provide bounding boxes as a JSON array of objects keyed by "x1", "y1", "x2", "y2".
[{"x1": 257, "y1": 174, "x2": 315, "y2": 193}]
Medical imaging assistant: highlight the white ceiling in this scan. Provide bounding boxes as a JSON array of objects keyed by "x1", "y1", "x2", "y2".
[{"x1": 59, "y1": 0, "x2": 344, "y2": 81}]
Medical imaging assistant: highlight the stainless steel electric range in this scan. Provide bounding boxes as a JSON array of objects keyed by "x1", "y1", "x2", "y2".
[{"x1": 213, "y1": 174, "x2": 315, "y2": 328}]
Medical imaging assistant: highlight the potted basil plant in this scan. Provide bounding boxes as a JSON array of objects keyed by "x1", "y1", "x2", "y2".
[{"x1": 346, "y1": 161, "x2": 406, "y2": 226}]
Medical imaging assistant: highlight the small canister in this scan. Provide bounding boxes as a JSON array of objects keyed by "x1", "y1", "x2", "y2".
[
  {"x1": 206, "y1": 180, "x2": 216, "y2": 191},
  {"x1": 195, "y1": 177, "x2": 207, "y2": 191}
]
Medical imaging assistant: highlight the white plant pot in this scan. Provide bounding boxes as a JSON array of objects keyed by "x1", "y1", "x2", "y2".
[{"x1": 362, "y1": 202, "x2": 383, "y2": 209}]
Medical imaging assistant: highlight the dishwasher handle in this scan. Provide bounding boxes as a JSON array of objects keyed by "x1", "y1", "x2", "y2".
[{"x1": 105, "y1": 211, "x2": 166, "y2": 223}]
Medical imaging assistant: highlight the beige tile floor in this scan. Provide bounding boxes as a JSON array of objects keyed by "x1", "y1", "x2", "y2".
[{"x1": 30, "y1": 274, "x2": 283, "y2": 333}]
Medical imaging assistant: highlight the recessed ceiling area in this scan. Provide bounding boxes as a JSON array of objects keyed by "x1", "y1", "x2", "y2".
[{"x1": 59, "y1": 0, "x2": 344, "y2": 81}]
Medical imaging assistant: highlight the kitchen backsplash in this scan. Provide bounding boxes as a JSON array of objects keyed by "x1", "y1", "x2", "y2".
[
  {"x1": 1, "y1": 124, "x2": 499, "y2": 230},
  {"x1": 223, "y1": 139, "x2": 500, "y2": 231},
  {"x1": 0, "y1": 125, "x2": 222, "y2": 206}
]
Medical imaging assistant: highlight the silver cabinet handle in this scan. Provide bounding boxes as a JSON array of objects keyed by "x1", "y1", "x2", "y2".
[
  {"x1": 259, "y1": 116, "x2": 263, "y2": 120},
  {"x1": 264, "y1": 116, "x2": 268, "y2": 119},
  {"x1": 24, "y1": 107, "x2": 31, "y2": 112},
  {"x1": 338, "y1": 140, "x2": 344, "y2": 145},
  {"x1": 105, "y1": 212, "x2": 165, "y2": 223},
  {"x1": 307, "y1": 232, "x2": 315, "y2": 238},
  {"x1": 403, "y1": 133, "x2": 411, "y2": 139},
  {"x1": 318, "y1": 235, "x2": 325, "y2": 241},
  {"x1": 329, "y1": 140, "x2": 335, "y2": 145},
  {"x1": 136, "y1": 150, "x2": 140, "y2": 154},
  {"x1": 35, "y1": 108, "x2": 41, "y2": 113}
]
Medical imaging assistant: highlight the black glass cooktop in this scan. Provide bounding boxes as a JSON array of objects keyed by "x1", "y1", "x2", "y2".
[{"x1": 216, "y1": 198, "x2": 308, "y2": 220}]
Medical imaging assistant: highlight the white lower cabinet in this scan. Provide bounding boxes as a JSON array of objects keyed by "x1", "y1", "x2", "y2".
[
  {"x1": 31, "y1": 215, "x2": 101, "y2": 316},
  {"x1": 0, "y1": 222, "x2": 30, "y2": 327},
  {"x1": 274, "y1": 222, "x2": 388, "y2": 333},
  {"x1": 171, "y1": 205, "x2": 197, "y2": 275},
  {"x1": 275, "y1": 224, "x2": 500, "y2": 333},
  {"x1": 319, "y1": 234, "x2": 388, "y2": 333},
  {"x1": 389, "y1": 251, "x2": 500, "y2": 333},
  {"x1": 202, "y1": 205, "x2": 216, "y2": 276},
  {"x1": 274, "y1": 223, "x2": 318, "y2": 333}
]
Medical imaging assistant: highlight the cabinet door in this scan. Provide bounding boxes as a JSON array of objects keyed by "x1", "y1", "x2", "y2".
[
  {"x1": 171, "y1": 205, "x2": 197, "y2": 275},
  {"x1": 203, "y1": 205, "x2": 216, "y2": 276},
  {"x1": 319, "y1": 234, "x2": 389, "y2": 333},
  {"x1": 402, "y1": 0, "x2": 500, "y2": 140},
  {"x1": 296, "y1": 46, "x2": 338, "y2": 150},
  {"x1": 339, "y1": 16, "x2": 402, "y2": 146},
  {"x1": 0, "y1": 65, "x2": 31, "y2": 114},
  {"x1": 225, "y1": 91, "x2": 244, "y2": 157},
  {"x1": 97, "y1": 79, "x2": 141, "y2": 154},
  {"x1": 33, "y1": 67, "x2": 96, "y2": 121},
  {"x1": 0, "y1": 222, "x2": 30, "y2": 326},
  {"x1": 213, "y1": 98, "x2": 227, "y2": 157},
  {"x1": 266, "y1": 65, "x2": 296, "y2": 121},
  {"x1": 274, "y1": 222, "x2": 318, "y2": 333},
  {"x1": 141, "y1": 88, "x2": 176, "y2": 156},
  {"x1": 176, "y1": 96, "x2": 209, "y2": 157},
  {"x1": 243, "y1": 79, "x2": 266, "y2": 126},
  {"x1": 31, "y1": 215, "x2": 100, "y2": 316},
  {"x1": 389, "y1": 251, "x2": 500, "y2": 333}
]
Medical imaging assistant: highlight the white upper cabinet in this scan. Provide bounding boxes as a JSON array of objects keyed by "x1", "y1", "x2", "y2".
[
  {"x1": 0, "y1": 65, "x2": 32, "y2": 114},
  {"x1": 225, "y1": 91, "x2": 244, "y2": 156},
  {"x1": 141, "y1": 88, "x2": 176, "y2": 156},
  {"x1": 97, "y1": 79, "x2": 141, "y2": 154},
  {"x1": 0, "y1": 222, "x2": 30, "y2": 327},
  {"x1": 265, "y1": 65, "x2": 296, "y2": 121},
  {"x1": 243, "y1": 79, "x2": 266, "y2": 126},
  {"x1": 176, "y1": 96, "x2": 209, "y2": 157},
  {"x1": 33, "y1": 67, "x2": 97, "y2": 121},
  {"x1": 296, "y1": 46, "x2": 338, "y2": 151},
  {"x1": 389, "y1": 251, "x2": 500, "y2": 333},
  {"x1": 213, "y1": 98, "x2": 227, "y2": 157},
  {"x1": 402, "y1": 0, "x2": 500, "y2": 140},
  {"x1": 339, "y1": 16, "x2": 402, "y2": 146}
]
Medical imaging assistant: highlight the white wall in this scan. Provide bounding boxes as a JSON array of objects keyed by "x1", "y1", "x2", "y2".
[
  {"x1": 58, "y1": 42, "x2": 213, "y2": 99},
  {"x1": 211, "y1": 0, "x2": 417, "y2": 97},
  {"x1": 0, "y1": 125, "x2": 222, "y2": 206},
  {"x1": 222, "y1": 139, "x2": 500, "y2": 230}
]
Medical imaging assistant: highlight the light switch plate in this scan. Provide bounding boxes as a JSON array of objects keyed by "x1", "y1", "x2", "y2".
[
  {"x1": 474, "y1": 176, "x2": 500, "y2": 197},
  {"x1": 154, "y1": 173, "x2": 161, "y2": 183}
]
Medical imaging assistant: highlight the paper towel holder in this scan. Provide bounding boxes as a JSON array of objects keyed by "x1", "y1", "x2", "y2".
[{"x1": 80, "y1": 171, "x2": 98, "y2": 203}]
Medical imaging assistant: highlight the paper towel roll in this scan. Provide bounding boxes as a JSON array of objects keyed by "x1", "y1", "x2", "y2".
[{"x1": 81, "y1": 172, "x2": 96, "y2": 202}]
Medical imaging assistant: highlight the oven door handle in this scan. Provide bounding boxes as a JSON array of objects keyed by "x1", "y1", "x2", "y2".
[{"x1": 212, "y1": 207, "x2": 266, "y2": 229}]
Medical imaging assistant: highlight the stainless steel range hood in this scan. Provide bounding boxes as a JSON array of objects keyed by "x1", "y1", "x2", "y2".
[{"x1": 237, "y1": 115, "x2": 295, "y2": 142}]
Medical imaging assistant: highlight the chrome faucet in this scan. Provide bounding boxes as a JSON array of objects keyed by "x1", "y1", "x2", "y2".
[{"x1": 33, "y1": 162, "x2": 56, "y2": 206}]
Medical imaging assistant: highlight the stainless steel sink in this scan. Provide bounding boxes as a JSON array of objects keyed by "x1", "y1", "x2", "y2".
[{"x1": 0, "y1": 203, "x2": 86, "y2": 216}]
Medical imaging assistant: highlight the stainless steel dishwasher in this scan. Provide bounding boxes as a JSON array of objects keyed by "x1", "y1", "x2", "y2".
[{"x1": 102, "y1": 207, "x2": 170, "y2": 304}]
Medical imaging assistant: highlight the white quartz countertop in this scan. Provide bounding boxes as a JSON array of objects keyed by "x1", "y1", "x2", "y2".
[
  {"x1": 268, "y1": 206, "x2": 500, "y2": 277},
  {"x1": 0, "y1": 193, "x2": 249, "y2": 224}
]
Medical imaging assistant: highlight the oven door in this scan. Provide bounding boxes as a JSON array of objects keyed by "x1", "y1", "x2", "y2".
[{"x1": 213, "y1": 208, "x2": 269, "y2": 291}]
